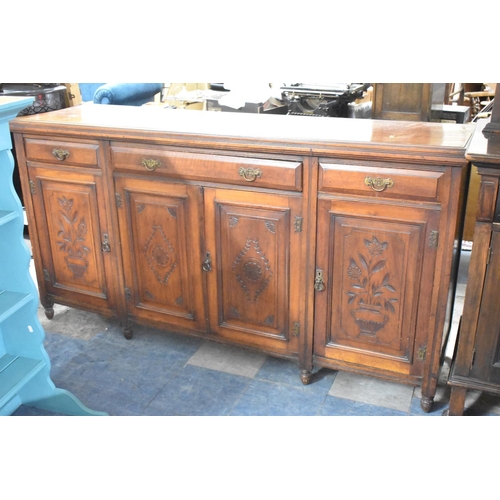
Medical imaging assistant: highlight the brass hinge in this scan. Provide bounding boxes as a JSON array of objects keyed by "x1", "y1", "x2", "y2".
[
  {"x1": 294, "y1": 216, "x2": 303, "y2": 233},
  {"x1": 292, "y1": 321, "x2": 300, "y2": 337},
  {"x1": 487, "y1": 246, "x2": 492, "y2": 265},
  {"x1": 125, "y1": 287, "x2": 131, "y2": 301},
  {"x1": 417, "y1": 346, "x2": 427, "y2": 362},
  {"x1": 29, "y1": 180, "x2": 36, "y2": 194},
  {"x1": 428, "y1": 231, "x2": 439, "y2": 249}
]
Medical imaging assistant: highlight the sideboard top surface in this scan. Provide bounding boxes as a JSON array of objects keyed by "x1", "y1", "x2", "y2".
[
  {"x1": 466, "y1": 118, "x2": 500, "y2": 167},
  {"x1": 10, "y1": 103, "x2": 475, "y2": 161}
]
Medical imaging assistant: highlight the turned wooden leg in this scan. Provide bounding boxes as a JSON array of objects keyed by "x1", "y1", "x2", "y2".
[
  {"x1": 445, "y1": 386, "x2": 467, "y2": 416},
  {"x1": 300, "y1": 369, "x2": 313, "y2": 385},
  {"x1": 41, "y1": 297, "x2": 55, "y2": 320},
  {"x1": 123, "y1": 325, "x2": 133, "y2": 340},
  {"x1": 420, "y1": 395, "x2": 434, "y2": 413},
  {"x1": 44, "y1": 306, "x2": 54, "y2": 320}
]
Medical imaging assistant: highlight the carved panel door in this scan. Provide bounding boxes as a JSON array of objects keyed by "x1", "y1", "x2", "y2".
[
  {"x1": 203, "y1": 188, "x2": 302, "y2": 355},
  {"x1": 27, "y1": 166, "x2": 116, "y2": 314},
  {"x1": 314, "y1": 197, "x2": 441, "y2": 377},
  {"x1": 115, "y1": 176, "x2": 207, "y2": 333}
]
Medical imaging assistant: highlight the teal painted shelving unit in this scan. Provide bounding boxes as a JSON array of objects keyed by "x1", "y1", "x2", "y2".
[{"x1": 0, "y1": 96, "x2": 107, "y2": 416}]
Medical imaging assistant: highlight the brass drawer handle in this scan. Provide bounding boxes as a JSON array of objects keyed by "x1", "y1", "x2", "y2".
[
  {"x1": 238, "y1": 167, "x2": 262, "y2": 182},
  {"x1": 52, "y1": 148, "x2": 70, "y2": 161},
  {"x1": 365, "y1": 176, "x2": 394, "y2": 192},
  {"x1": 142, "y1": 158, "x2": 161, "y2": 171}
]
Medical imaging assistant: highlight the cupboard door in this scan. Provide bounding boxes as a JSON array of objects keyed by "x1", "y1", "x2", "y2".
[
  {"x1": 115, "y1": 176, "x2": 207, "y2": 333},
  {"x1": 204, "y1": 188, "x2": 301, "y2": 354},
  {"x1": 314, "y1": 197, "x2": 441, "y2": 376},
  {"x1": 28, "y1": 167, "x2": 116, "y2": 313},
  {"x1": 469, "y1": 229, "x2": 500, "y2": 385}
]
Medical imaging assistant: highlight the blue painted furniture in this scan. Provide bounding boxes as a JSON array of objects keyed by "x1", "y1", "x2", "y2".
[
  {"x1": 0, "y1": 96, "x2": 107, "y2": 416},
  {"x1": 79, "y1": 83, "x2": 162, "y2": 106}
]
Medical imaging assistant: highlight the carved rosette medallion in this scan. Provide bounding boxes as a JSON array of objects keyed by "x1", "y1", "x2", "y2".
[
  {"x1": 347, "y1": 236, "x2": 398, "y2": 336},
  {"x1": 56, "y1": 196, "x2": 90, "y2": 278},
  {"x1": 232, "y1": 238, "x2": 273, "y2": 302},
  {"x1": 144, "y1": 224, "x2": 177, "y2": 284}
]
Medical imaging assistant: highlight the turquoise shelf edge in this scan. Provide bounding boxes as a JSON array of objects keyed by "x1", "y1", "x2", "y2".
[{"x1": 0, "y1": 96, "x2": 108, "y2": 416}]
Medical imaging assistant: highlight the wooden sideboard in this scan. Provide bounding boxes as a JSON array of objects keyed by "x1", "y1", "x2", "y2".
[
  {"x1": 10, "y1": 105, "x2": 474, "y2": 411},
  {"x1": 446, "y1": 118, "x2": 500, "y2": 415}
]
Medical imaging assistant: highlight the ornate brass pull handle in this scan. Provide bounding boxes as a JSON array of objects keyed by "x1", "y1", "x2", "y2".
[
  {"x1": 238, "y1": 167, "x2": 262, "y2": 182},
  {"x1": 52, "y1": 148, "x2": 70, "y2": 161},
  {"x1": 142, "y1": 158, "x2": 161, "y2": 171},
  {"x1": 101, "y1": 233, "x2": 111, "y2": 253},
  {"x1": 202, "y1": 251, "x2": 212, "y2": 272},
  {"x1": 365, "y1": 176, "x2": 394, "y2": 192},
  {"x1": 314, "y1": 269, "x2": 325, "y2": 292}
]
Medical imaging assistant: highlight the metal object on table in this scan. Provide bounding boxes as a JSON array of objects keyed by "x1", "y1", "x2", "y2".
[
  {"x1": 0, "y1": 83, "x2": 67, "y2": 115},
  {"x1": 281, "y1": 83, "x2": 370, "y2": 117}
]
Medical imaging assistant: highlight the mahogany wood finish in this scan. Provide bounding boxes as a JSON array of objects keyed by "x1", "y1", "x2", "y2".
[
  {"x1": 11, "y1": 105, "x2": 473, "y2": 411},
  {"x1": 446, "y1": 118, "x2": 500, "y2": 415},
  {"x1": 372, "y1": 83, "x2": 432, "y2": 122}
]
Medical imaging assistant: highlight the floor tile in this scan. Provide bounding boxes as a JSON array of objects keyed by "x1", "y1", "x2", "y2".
[
  {"x1": 38, "y1": 305, "x2": 112, "y2": 341},
  {"x1": 187, "y1": 341, "x2": 266, "y2": 378},
  {"x1": 77, "y1": 379, "x2": 155, "y2": 416},
  {"x1": 230, "y1": 379, "x2": 325, "y2": 416},
  {"x1": 328, "y1": 371, "x2": 414, "y2": 413},
  {"x1": 127, "y1": 324, "x2": 205, "y2": 356},
  {"x1": 320, "y1": 395, "x2": 407, "y2": 416},
  {"x1": 144, "y1": 365, "x2": 251, "y2": 416}
]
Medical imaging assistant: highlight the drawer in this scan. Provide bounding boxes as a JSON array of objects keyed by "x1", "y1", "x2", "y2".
[
  {"x1": 24, "y1": 137, "x2": 99, "y2": 167},
  {"x1": 110, "y1": 143, "x2": 303, "y2": 191},
  {"x1": 319, "y1": 162, "x2": 444, "y2": 202}
]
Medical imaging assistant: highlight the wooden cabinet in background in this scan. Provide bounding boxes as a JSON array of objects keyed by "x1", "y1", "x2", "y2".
[
  {"x1": 447, "y1": 119, "x2": 500, "y2": 415},
  {"x1": 372, "y1": 83, "x2": 433, "y2": 121},
  {"x1": 11, "y1": 105, "x2": 473, "y2": 411}
]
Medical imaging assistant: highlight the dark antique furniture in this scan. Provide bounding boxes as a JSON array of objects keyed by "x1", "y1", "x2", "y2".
[
  {"x1": 10, "y1": 105, "x2": 473, "y2": 411},
  {"x1": 446, "y1": 102, "x2": 500, "y2": 415}
]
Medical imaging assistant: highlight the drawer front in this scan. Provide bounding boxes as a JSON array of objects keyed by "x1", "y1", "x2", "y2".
[
  {"x1": 24, "y1": 137, "x2": 99, "y2": 167},
  {"x1": 319, "y1": 162, "x2": 444, "y2": 202},
  {"x1": 111, "y1": 143, "x2": 303, "y2": 191}
]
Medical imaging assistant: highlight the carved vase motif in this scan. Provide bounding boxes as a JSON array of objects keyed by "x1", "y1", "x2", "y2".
[
  {"x1": 347, "y1": 236, "x2": 397, "y2": 336},
  {"x1": 56, "y1": 196, "x2": 90, "y2": 278},
  {"x1": 351, "y1": 305, "x2": 389, "y2": 336}
]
